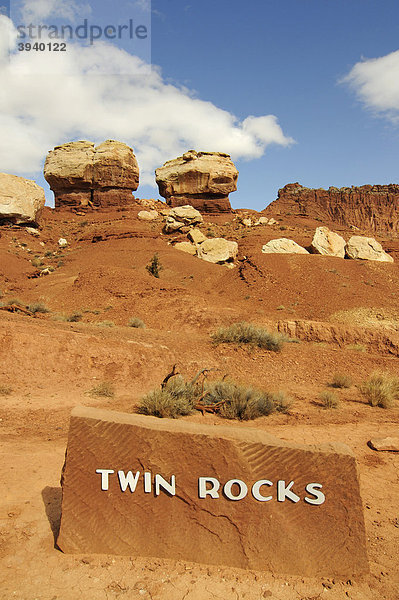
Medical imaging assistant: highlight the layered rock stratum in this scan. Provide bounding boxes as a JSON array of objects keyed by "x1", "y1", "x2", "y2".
[
  {"x1": 44, "y1": 140, "x2": 139, "y2": 208},
  {"x1": 265, "y1": 183, "x2": 399, "y2": 234},
  {"x1": 155, "y1": 150, "x2": 238, "y2": 213}
]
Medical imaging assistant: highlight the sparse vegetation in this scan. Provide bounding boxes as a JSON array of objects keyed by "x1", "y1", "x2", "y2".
[
  {"x1": 212, "y1": 322, "x2": 286, "y2": 352},
  {"x1": 66, "y1": 311, "x2": 82, "y2": 322},
  {"x1": 27, "y1": 302, "x2": 50, "y2": 314},
  {"x1": 31, "y1": 258, "x2": 43, "y2": 267},
  {"x1": 146, "y1": 253, "x2": 163, "y2": 278},
  {"x1": 0, "y1": 384, "x2": 12, "y2": 396},
  {"x1": 128, "y1": 317, "x2": 146, "y2": 328},
  {"x1": 360, "y1": 372, "x2": 399, "y2": 409},
  {"x1": 137, "y1": 368, "x2": 293, "y2": 420},
  {"x1": 96, "y1": 320, "x2": 115, "y2": 327},
  {"x1": 329, "y1": 373, "x2": 353, "y2": 389},
  {"x1": 346, "y1": 344, "x2": 366, "y2": 352},
  {"x1": 319, "y1": 390, "x2": 339, "y2": 409},
  {"x1": 88, "y1": 381, "x2": 115, "y2": 398}
]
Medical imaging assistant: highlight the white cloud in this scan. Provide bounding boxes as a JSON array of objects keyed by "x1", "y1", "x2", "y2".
[
  {"x1": 17, "y1": 0, "x2": 91, "y2": 22},
  {"x1": 0, "y1": 14, "x2": 294, "y2": 187},
  {"x1": 342, "y1": 50, "x2": 399, "y2": 122}
]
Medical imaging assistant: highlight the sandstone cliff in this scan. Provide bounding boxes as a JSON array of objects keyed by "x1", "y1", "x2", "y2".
[{"x1": 264, "y1": 183, "x2": 398, "y2": 234}]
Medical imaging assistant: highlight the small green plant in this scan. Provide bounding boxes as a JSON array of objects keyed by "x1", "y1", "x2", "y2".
[
  {"x1": 276, "y1": 305, "x2": 285, "y2": 311},
  {"x1": 79, "y1": 221, "x2": 89, "y2": 228},
  {"x1": 28, "y1": 302, "x2": 50, "y2": 314},
  {"x1": 88, "y1": 381, "x2": 115, "y2": 398},
  {"x1": 319, "y1": 390, "x2": 339, "y2": 409},
  {"x1": 212, "y1": 322, "x2": 285, "y2": 352},
  {"x1": 360, "y1": 372, "x2": 399, "y2": 409},
  {"x1": 128, "y1": 317, "x2": 146, "y2": 328},
  {"x1": 0, "y1": 384, "x2": 12, "y2": 396},
  {"x1": 44, "y1": 250, "x2": 54, "y2": 258},
  {"x1": 146, "y1": 253, "x2": 163, "y2": 278},
  {"x1": 329, "y1": 373, "x2": 352, "y2": 389},
  {"x1": 271, "y1": 391, "x2": 293, "y2": 413},
  {"x1": 138, "y1": 375, "x2": 197, "y2": 418}
]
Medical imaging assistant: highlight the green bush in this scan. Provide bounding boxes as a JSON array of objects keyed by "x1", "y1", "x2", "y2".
[
  {"x1": 146, "y1": 253, "x2": 163, "y2": 278},
  {"x1": 360, "y1": 372, "x2": 399, "y2": 408},
  {"x1": 128, "y1": 317, "x2": 146, "y2": 329},
  {"x1": 211, "y1": 322, "x2": 285, "y2": 352},
  {"x1": 319, "y1": 390, "x2": 339, "y2": 409},
  {"x1": 329, "y1": 373, "x2": 352, "y2": 389},
  {"x1": 138, "y1": 375, "x2": 198, "y2": 418},
  {"x1": 205, "y1": 380, "x2": 275, "y2": 420}
]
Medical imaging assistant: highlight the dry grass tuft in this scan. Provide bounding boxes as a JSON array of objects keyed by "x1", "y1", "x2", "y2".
[
  {"x1": 211, "y1": 322, "x2": 286, "y2": 352},
  {"x1": 360, "y1": 372, "x2": 399, "y2": 408},
  {"x1": 88, "y1": 381, "x2": 115, "y2": 398},
  {"x1": 329, "y1": 373, "x2": 352, "y2": 389},
  {"x1": 319, "y1": 390, "x2": 339, "y2": 409},
  {"x1": 128, "y1": 317, "x2": 146, "y2": 329}
]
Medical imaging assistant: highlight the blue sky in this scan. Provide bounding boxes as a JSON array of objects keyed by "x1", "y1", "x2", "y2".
[{"x1": 1, "y1": 0, "x2": 399, "y2": 210}]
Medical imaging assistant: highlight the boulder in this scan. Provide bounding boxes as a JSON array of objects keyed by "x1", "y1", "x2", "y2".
[
  {"x1": 255, "y1": 217, "x2": 269, "y2": 225},
  {"x1": 138, "y1": 210, "x2": 159, "y2": 221},
  {"x1": 44, "y1": 140, "x2": 139, "y2": 209},
  {"x1": 345, "y1": 236, "x2": 394, "y2": 263},
  {"x1": 369, "y1": 437, "x2": 399, "y2": 452},
  {"x1": 262, "y1": 238, "x2": 309, "y2": 254},
  {"x1": 164, "y1": 217, "x2": 186, "y2": 233},
  {"x1": 197, "y1": 238, "x2": 238, "y2": 264},
  {"x1": 0, "y1": 173, "x2": 45, "y2": 224},
  {"x1": 174, "y1": 241, "x2": 197, "y2": 256},
  {"x1": 188, "y1": 228, "x2": 207, "y2": 245},
  {"x1": 155, "y1": 150, "x2": 237, "y2": 213},
  {"x1": 58, "y1": 238, "x2": 68, "y2": 248},
  {"x1": 169, "y1": 205, "x2": 203, "y2": 225},
  {"x1": 311, "y1": 227, "x2": 346, "y2": 258}
]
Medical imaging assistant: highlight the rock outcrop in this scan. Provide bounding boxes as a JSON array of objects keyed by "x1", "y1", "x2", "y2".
[
  {"x1": 0, "y1": 173, "x2": 45, "y2": 224},
  {"x1": 44, "y1": 140, "x2": 139, "y2": 209},
  {"x1": 345, "y1": 236, "x2": 394, "y2": 263},
  {"x1": 311, "y1": 227, "x2": 346, "y2": 258},
  {"x1": 164, "y1": 205, "x2": 203, "y2": 233},
  {"x1": 262, "y1": 238, "x2": 309, "y2": 254},
  {"x1": 197, "y1": 238, "x2": 238, "y2": 264},
  {"x1": 265, "y1": 183, "x2": 399, "y2": 234},
  {"x1": 155, "y1": 150, "x2": 237, "y2": 213}
]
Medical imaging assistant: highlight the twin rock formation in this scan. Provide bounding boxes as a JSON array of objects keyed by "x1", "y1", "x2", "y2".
[{"x1": 43, "y1": 143, "x2": 237, "y2": 212}]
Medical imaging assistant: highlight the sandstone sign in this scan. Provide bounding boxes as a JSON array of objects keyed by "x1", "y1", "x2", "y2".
[{"x1": 57, "y1": 406, "x2": 369, "y2": 577}]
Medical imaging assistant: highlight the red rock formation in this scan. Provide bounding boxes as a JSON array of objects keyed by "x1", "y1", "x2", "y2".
[{"x1": 265, "y1": 183, "x2": 399, "y2": 234}]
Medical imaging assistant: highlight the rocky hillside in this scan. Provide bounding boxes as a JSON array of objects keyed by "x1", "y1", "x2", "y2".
[{"x1": 264, "y1": 182, "x2": 399, "y2": 234}]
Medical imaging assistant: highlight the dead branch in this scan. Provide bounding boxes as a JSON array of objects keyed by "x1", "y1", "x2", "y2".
[
  {"x1": 161, "y1": 364, "x2": 180, "y2": 389},
  {"x1": 0, "y1": 304, "x2": 34, "y2": 317}
]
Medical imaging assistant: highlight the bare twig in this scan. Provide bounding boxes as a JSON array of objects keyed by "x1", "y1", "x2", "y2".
[{"x1": 161, "y1": 364, "x2": 180, "y2": 389}]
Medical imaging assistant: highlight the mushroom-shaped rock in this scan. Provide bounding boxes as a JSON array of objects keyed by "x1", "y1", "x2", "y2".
[
  {"x1": 44, "y1": 140, "x2": 139, "y2": 208},
  {"x1": 0, "y1": 173, "x2": 45, "y2": 224},
  {"x1": 262, "y1": 238, "x2": 309, "y2": 254},
  {"x1": 197, "y1": 238, "x2": 238, "y2": 264},
  {"x1": 155, "y1": 150, "x2": 237, "y2": 213},
  {"x1": 311, "y1": 227, "x2": 346, "y2": 258},
  {"x1": 345, "y1": 236, "x2": 393, "y2": 263}
]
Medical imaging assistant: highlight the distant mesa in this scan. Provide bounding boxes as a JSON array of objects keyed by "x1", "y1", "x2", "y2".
[
  {"x1": 0, "y1": 172, "x2": 45, "y2": 224},
  {"x1": 155, "y1": 150, "x2": 238, "y2": 213},
  {"x1": 265, "y1": 182, "x2": 399, "y2": 234},
  {"x1": 44, "y1": 140, "x2": 139, "y2": 209}
]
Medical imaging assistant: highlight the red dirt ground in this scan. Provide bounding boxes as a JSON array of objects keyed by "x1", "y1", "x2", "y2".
[{"x1": 0, "y1": 203, "x2": 398, "y2": 599}]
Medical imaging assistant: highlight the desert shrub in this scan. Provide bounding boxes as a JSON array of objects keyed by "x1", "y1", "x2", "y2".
[
  {"x1": 0, "y1": 384, "x2": 12, "y2": 396},
  {"x1": 138, "y1": 375, "x2": 198, "y2": 418},
  {"x1": 96, "y1": 320, "x2": 115, "y2": 327},
  {"x1": 5, "y1": 298, "x2": 25, "y2": 307},
  {"x1": 128, "y1": 317, "x2": 146, "y2": 329},
  {"x1": 271, "y1": 391, "x2": 293, "y2": 413},
  {"x1": 346, "y1": 344, "x2": 366, "y2": 353},
  {"x1": 319, "y1": 390, "x2": 339, "y2": 409},
  {"x1": 66, "y1": 311, "x2": 82, "y2": 322},
  {"x1": 31, "y1": 258, "x2": 43, "y2": 267},
  {"x1": 211, "y1": 321, "x2": 285, "y2": 352},
  {"x1": 360, "y1": 372, "x2": 399, "y2": 409},
  {"x1": 88, "y1": 381, "x2": 115, "y2": 398},
  {"x1": 329, "y1": 373, "x2": 352, "y2": 389},
  {"x1": 146, "y1": 253, "x2": 163, "y2": 278},
  {"x1": 205, "y1": 380, "x2": 275, "y2": 420},
  {"x1": 28, "y1": 302, "x2": 50, "y2": 314}
]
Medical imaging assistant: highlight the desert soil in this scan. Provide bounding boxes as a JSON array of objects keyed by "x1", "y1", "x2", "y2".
[{"x1": 0, "y1": 205, "x2": 398, "y2": 600}]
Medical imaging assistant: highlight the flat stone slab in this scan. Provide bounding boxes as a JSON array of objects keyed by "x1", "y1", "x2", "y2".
[
  {"x1": 369, "y1": 437, "x2": 399, "y2": 452},
  {"x1": 57, "y1": 407, "x2": 369, "y2": 577}
]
